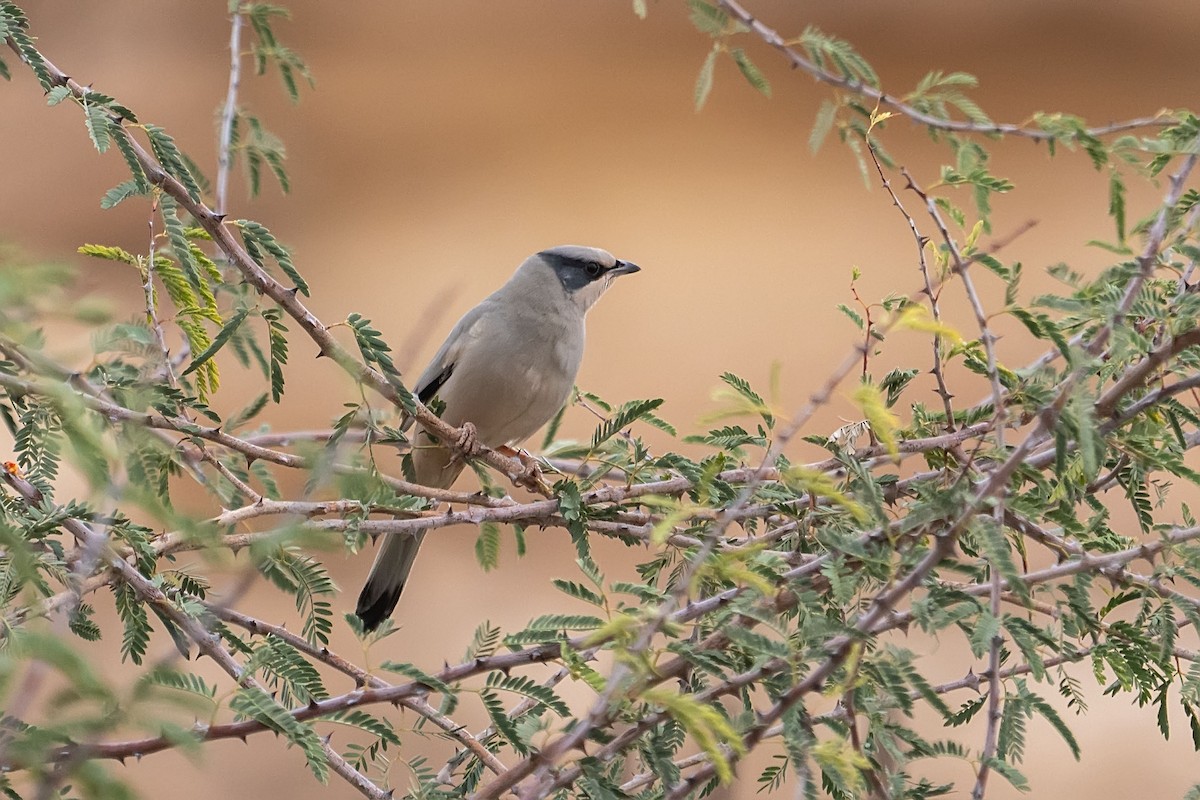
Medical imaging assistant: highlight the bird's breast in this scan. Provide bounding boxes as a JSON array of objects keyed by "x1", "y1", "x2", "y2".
[{"x1": 438, "y1": 310, "x2": 584, "y2": 446}]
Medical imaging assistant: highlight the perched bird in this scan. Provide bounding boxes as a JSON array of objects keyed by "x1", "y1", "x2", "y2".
[{"x1": 355, "y1": 245, "x2": 641, "y2": 631}]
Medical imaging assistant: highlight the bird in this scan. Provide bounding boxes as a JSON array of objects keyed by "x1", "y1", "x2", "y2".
[{"x1": 355, "y1": 245, "x2": 641, "y2": 632}]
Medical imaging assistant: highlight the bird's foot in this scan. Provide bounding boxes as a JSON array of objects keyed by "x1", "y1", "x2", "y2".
[
  {"x1": 455, "y1": 421, "x2": 482, "y2": 458},
  {"x1": 498, "y1": 446, "x2": 549, "y2": 493}
]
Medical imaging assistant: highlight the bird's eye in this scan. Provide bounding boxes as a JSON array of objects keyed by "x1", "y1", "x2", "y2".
[{"x1": 584, "y1": 262, "x2": 603, "y2": 278}]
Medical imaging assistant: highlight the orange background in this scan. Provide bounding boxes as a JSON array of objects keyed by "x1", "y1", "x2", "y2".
[{"x1": 2, "y1": 2, "x2": 1199, "y2": 798}]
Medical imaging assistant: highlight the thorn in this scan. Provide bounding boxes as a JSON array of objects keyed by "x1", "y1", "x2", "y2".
[
  {"x1": 315, "y1": 349, "x2": 327, "y2": 359},
  {"x1": 211, "y1": 212, "x2": 227, "y2": 223},
  {"x1": 286, "y1": 286, "x2": 300, "y2": 297},
  {"x1": 321, "y1": 733, "x2": 333, "y2": 745}
]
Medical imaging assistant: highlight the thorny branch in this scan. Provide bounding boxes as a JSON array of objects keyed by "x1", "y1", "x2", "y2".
[
  {"x1": 716, "y1": 0, "x2": 1178, "y2": 142},
  {"x1": 3, "y1": 4, "x2": 1200, "y2": 800}
]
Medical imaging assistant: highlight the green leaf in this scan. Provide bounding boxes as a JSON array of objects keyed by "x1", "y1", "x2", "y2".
[
  {"x1": 986, "y1": 757, "x2": 1029, "y2": 792},
  {"x1": 139, "y1": 666, "x2": 217, "y2": 701},
  {"x1": 475, "y1": 522, "x2": 500, "y2": 571},
  {"x1": 161, "y1": 195, "x2": 217, "y2": 315},
  {"x1": 3, "y1": 6, "x2": 52, "y2": 90},
  {"x1": 77, "y1": 243, "x2": 139, "y2": 265},
  {"x1": 852, "y1": 381, "x2": 900, "y2": 457},
  {"x1": 688, "y1": 0, "x2": 728, "y2": 35},
  {"x1": 879, "y1": 367, "x2": 919, "y2": 407},
  {"x1": 810, "y1": 98, "x2": 838, "y2": 153},
  {"x1": 237, "y1": 219, "x2": 309, "y2": 296},
  {"x1": 182, "y1": 307, "x2": 251, "y2": 377},
  {"x1": 230, "y1": 686, "x2": 329, "y2": 781},
  {"x1": 977, "y1": 517, "x2": 1026, "y2": 603},
  {"x1": 731, "y1": 48, "x2": 770, "y2": 97},
  {"x1": 113, "y1": 125, "x2": 150, "y2": 192},
  {"x1": 644, "y1": 688, "x2": 746, "y2": 784},
  {"x1": 380, "y1": 661, "x2": 452, "y2": 695},
  {"x1": 100, "y1": 179, "x2": 144, "y2": 209},
  {"x1": 1026, "y1": 691, "x2": 1081, "y2": 759},
  {"x1": 717, "y1": 371, "x2": 774, "y2": 427},
  {"x1": 83, "y1": 98, "x2": 112, "y2": 153},
  {"x1": 146, "y1": 123, "x2": 202, "y2": 202},
  {"x1": 45, "y1": 85, "x2": 70, "y2": 105},
  {"x1": 969, "y1": 610, "x2": 1001, "y2": 658},
  {"x1": 551, "y1": 579, "x2": 604, "y2": 607},
  {"x1": 114, "y1": 583, "x2": 150, "y2": 665},
  {"x1": 591, "y1": 398, "x2": 664, "y2": 449},
  {"x1": 464, "y1": 621, "x2": 501, "y2": 660},
  {"x1": 481, "y1": 688, "x2": 528, "y2": 754},
  {"x1": 485, "y1": 673, "x2": 571, "y2": 716},
  {"x1": 1109, "y1": 169, "x2": 1127, "y2": 243},
  {"x1": 264, "y1": 307, "x2": 289, "y2": 402},
  {"x1": 346, "y1": 312, "x2": 400, "y2": 378}
]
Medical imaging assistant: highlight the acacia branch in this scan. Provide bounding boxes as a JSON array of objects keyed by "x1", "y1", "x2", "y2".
[
  {"x1": 207, "y1": 604, "x2": 509, "y2": 777},
  {"x1": 716, "y1": 0, "x2": 1176, "y2": 142},
  {"x1": 2, "y1": 39, "x2": 547, "y2": 497}
]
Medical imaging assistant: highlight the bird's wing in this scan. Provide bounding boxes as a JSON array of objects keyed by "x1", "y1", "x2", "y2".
[{"x1": 401, "y1": 301, "x2": 490, "y2": 431}]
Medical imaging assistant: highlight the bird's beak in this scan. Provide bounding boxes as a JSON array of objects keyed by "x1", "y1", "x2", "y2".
[{"x1": 609, "y1": 260, "x2": 641, "y2": 277}]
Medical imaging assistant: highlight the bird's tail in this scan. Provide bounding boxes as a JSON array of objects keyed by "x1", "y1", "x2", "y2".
[
  {"x1": 355, "y1": 529, "x2": 425, "y2": 632},
  {"x1": 355, "y1": 430, "x2": 464, "y2": 632}
]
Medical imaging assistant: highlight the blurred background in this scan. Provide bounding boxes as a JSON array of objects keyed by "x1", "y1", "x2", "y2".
[{"x1": 2, "y1": 1, "x2": 1199, "y2": 797}]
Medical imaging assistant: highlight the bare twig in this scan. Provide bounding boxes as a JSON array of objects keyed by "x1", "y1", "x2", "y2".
[
  {"x1": 216, "y1": 5, "x2": 244, "y2": 216},
  {"x1": 866, "y1": 141, "x2": 956, "y2": 427}
]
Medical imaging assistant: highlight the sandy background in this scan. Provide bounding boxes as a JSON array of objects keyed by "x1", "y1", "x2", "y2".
[{"x1": 2, "y1": 1, "x2": 1199, "y2": 797}]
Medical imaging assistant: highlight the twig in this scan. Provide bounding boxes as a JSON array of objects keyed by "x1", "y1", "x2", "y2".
[
  {"x1": 715, "y1": 0, "x2": 1176, "y2": 143},
  {"x1": 896, "y1": 167, "x2": 1010, "y2": 800},
  {"x1": 208, "y1": 603, "x2": 509, "y2": 777},
  {"x1": 216, "y1": 5, "x2": 244, "y2": 216},
  {"x1": 866, "y1": 141, "x2": 955, "y2": 428}
]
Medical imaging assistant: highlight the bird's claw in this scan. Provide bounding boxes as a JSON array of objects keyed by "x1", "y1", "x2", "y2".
[
  {"x1": 499, "y1": 445, "x2": 549, "y2": 493},
  {"x1": 455, "y1": 422, "x2": 482, "y2": 458}
]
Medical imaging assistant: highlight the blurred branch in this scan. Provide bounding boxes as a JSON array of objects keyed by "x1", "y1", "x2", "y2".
[
  {"x1": 215, "y1": 5, "x2": 244, "y2": 216},
  {"x1": 717, "y1": 0, "x2": 1178, "y2": 141}
]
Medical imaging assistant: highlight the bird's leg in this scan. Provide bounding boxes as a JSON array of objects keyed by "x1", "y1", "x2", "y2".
[{"x1": 455, "y1": 421, "x2": 482, "y2": 458}]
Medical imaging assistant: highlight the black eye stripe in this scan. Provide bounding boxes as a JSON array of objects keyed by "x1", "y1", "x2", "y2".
[{"x1": 540, "y1": 251, "x2": 612, "y2": 293}]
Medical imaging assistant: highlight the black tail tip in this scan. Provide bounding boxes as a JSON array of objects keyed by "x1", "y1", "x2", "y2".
[{"x1": 355, "y1": 583, "x2": 403, "y2": 633}]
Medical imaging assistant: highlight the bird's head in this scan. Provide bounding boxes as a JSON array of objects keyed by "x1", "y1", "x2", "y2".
[{"x1": 530, "y1": 245, "x2": 641, "y2": 313}]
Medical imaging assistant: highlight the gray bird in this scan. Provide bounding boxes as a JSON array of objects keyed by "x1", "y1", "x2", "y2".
[{"x1": 355, "y1": 245, "x2": 641, "y2": 631}]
